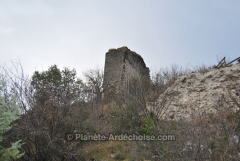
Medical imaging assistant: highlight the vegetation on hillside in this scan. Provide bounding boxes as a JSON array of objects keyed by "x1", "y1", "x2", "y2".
[
  {"x1": 0, "y1": 58, "x2": 240, "y2": 160},
  {"x1": 0, "y1": 78, "x2": 24, "y2": 160}
]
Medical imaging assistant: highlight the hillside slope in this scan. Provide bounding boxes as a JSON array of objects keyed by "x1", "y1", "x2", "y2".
[{"x1": 147, "y1": 63, "x2": 240, "y2": 121}]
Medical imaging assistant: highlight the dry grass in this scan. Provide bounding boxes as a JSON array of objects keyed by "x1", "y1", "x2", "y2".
[{"x1": 4, "y1": 57, "x2": 240, "y2": 160}]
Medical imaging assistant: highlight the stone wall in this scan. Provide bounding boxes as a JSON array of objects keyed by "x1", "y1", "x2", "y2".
[
  {"x1": 103, "y1": 46, "x2": 150, "y2": 90},
  {"x1": 147, "y1": 63, "x2": 240, "y2": 121}
]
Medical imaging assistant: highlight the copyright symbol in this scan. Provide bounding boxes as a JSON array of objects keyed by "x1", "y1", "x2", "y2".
[{"x1": 66, "y1": 134, "x2": 74, "y2": 141}]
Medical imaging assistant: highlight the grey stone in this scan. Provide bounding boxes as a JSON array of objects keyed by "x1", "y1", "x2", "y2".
[
  {"x1": 146, "y1": 63, "x2": 240, "y2": 121},
  {"x1": 110, "y1": 154, "x2": 116, "y2": 158},
  {"x1": 103, "y1": 47, "x2": 150, "y2": 92}
]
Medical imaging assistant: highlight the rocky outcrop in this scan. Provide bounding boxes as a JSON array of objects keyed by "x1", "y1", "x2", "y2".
[{"x1": 147, "y1": 63, "x2": 240, "y2": 121}]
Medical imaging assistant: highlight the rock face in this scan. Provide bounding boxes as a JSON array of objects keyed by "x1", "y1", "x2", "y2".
[
  {"x1": 103, "y1": 46, "x2": 150, "y2": 90},
  {"x1": 147, "y1": 63, "x2": 240, "y2": 121}
]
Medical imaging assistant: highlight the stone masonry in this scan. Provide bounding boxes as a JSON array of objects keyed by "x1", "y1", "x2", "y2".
[{"x1": 103, "y1": 46, "x2": 150, "y2": 91}]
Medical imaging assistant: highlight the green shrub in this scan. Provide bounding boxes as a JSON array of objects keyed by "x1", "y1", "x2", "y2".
[
  {"x1": 115, "y1": 153, "x2": 126, "y2": 160},
  {"x1": 141, "y1": 115, "x2": 158, "y2": 135},
  {"x1": 0, "y1": 79, "x2": 24, "y2": 160}
]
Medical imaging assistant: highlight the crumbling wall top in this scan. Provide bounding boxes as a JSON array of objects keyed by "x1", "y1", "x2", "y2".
[
  {"x1": 103, "y1": 46, "x2": 149, "y2": 90},
  {"x1": 108, "y1": 46, "x2": 148, "y2": 69}
]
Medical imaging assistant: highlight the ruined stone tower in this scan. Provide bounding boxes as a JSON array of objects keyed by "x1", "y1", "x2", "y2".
[{"x1": 103, "y1": 46, "x2": 150, "y2": 91}]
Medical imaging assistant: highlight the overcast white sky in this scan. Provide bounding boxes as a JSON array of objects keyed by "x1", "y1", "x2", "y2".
[{"x1": 1, "y1": 0, "x2": 240, "y2": 77}]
